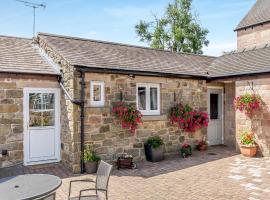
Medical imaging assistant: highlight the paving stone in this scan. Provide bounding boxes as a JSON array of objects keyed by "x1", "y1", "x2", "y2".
[{"x1": 2, "y1": 146, "x2": 270, "y2": 200}]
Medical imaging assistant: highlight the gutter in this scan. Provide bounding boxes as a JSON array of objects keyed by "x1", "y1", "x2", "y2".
[
  {"x1": 207, "y1": 71, "x2": 270, "y2": 82},
  {"x1": 74, "y1": 65, "x2": 207, "y2": 80},
  {"x1": 234, "y1": 21, "x2": 270, "y2": 32}
]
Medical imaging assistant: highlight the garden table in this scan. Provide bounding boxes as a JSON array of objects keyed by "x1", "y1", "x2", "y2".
[{"x1": 0, "y1": 174, "x2": 61, "y2": 200}]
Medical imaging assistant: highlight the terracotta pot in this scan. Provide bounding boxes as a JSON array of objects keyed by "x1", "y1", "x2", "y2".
[
  {"x1": 199, "y1": 144, "x2": 208, "y2": 151},
  {"x1": 240, "y1": 145, "x2": 257, "y2": 157}
]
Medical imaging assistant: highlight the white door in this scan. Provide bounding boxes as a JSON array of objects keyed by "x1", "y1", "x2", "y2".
[
  {"x1": 207, "y1": 88, "x2": 223, "y2": 145},
  {"x1": 24, "y1": 88, "x2": 60, "y2": 165}
]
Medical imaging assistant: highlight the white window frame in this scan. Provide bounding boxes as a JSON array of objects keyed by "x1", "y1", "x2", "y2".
[
  {"x1": 136, "y1": 83, "x2": 160, "y2": 115},
  {"x1": 90, "y1": 81, "x2": 105, "y2": 107}
]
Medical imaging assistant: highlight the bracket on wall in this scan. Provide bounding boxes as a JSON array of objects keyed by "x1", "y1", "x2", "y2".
[{"x1": 247, "y1": 81, "x2": 255, "y2": 93}]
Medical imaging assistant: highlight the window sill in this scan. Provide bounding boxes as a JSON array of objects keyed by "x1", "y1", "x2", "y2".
[{"x1": 142, "y1": 115, "x2": 167, "y2": 121}]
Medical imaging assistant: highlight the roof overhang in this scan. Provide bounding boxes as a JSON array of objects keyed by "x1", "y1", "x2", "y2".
[
  {"x1": 74, "y1": 65, "x2": 208, "y2": 80},
  {"x1": 234, "y1": 20, "x2": 270, "y2": 32},
  {"x1": 207, "y1": 71, "x2": 270, "y2": 82}
]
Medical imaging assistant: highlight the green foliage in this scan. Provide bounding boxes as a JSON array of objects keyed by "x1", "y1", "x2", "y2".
[
  {"x1": 146, "y1": 136, "x2": 164, "y2": 149},
  {"x1": 135, "y1": 0, "x2": 209, "y2": 54},
  {"x1": 179, "y1": 143, "x2": 192, "y2": 158},
  {"x1": 240, "y1": 131, "x2": 256, "y2": 146},
  {"x1": 83, "y1": 145, "x2": 101, "y2": 163}
]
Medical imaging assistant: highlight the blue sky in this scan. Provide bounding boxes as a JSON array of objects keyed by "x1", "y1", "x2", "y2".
[{"x1": 1, "y1": 0, "x2": 255, "y2": 56}]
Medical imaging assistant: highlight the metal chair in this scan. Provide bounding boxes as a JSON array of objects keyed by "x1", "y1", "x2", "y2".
[{"x1": 69, "y1": 160, "x2": 113, "y2": 200}]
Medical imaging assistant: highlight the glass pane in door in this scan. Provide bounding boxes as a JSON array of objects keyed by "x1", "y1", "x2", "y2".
[
  {"x1": 29, "y1": 93, "x2": 55, "y2": 127},
  {"x1": 210, "y1": 93, "x2": 219, "y2": 119}
]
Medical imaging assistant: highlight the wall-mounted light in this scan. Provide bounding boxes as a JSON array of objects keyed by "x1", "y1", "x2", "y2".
[{"x1": 128, "y1": 74, "x2": 135, "y2": 79}]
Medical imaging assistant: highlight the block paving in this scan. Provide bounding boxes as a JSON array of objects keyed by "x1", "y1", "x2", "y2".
[{"x1": 1, "y1": 146, "x2": 270, "y2": 200}]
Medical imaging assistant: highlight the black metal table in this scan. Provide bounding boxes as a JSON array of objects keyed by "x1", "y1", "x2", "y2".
[{"x1": 0, "y1": 174, "x2": 62, "y2": 200}]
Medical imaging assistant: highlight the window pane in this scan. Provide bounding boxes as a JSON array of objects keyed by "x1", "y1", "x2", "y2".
[
  {"x1": 150, "y1": 87, "x2": 158, "y2": 110},
  {"x1": 93, "y1": 84, "x2": 101, "y2": 101},
  {"x1": 138, "y1": 87, "x2": 146, "y2": 110},
  {"x1": 210, "y1": 93, "x2": 219, "y2": 119},
  {"x1": 29, "y1": 93, "x2": 55, "y2": 127}
]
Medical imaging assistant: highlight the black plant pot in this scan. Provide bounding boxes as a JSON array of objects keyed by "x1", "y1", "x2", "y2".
[
  {"x1": 144, "y1": 144, "x2": 164, "y2": 162},
  {"x1": 85, "y1": 162, "x2": 98, "y2": 174}
]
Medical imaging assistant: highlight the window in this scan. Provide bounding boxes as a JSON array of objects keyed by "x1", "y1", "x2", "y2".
[
  {"x1": 90, "y1": 81, "x2": 105, "y2": 107},
  {"x1": 136, "y1": 83, "x2": 160, "y2": 115}
]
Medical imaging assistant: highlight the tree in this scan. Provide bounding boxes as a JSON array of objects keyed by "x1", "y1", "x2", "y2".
[{"x1": 135, "y1": 0, "x2": 209, "y2": 54}]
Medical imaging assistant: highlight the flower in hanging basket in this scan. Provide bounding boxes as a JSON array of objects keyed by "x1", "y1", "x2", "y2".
[
  {"x1": 170, "y1": 104, "x2": 209, "y2": 133},
  {"x1": 112, "y1": 102, "x2": 143, "y2": 134},
  {"x1": 234, "y1": 93, "x2": 262, "y2": 117}
]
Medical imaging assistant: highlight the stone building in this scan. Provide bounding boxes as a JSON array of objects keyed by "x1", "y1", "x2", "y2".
[{"x1": 1, "y1": 0, "x2": 270, "y2": 173}]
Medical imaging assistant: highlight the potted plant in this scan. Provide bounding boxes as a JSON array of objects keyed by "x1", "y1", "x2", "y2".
[
  {"x1": 116, "y1": 154, "x2": 137, "y2": 169},
  {"x1": 239, "y1": 131, "x2": 257, "y2": 157},
  {"x1": 83, "y1": 145, "x2": 101, "y2": 174},
  {"x1": 234, "y1": 93, "x2": 262, "y2": 117},
  {"x1": 144, "y1": 136, "x2": 164, "y2": 162},
  {"x1": 196, "y1": 139, "x2": 208, "y2": 151},
  {"x1": 180, "y1": 143, "x2": 192, "y2": 158}
]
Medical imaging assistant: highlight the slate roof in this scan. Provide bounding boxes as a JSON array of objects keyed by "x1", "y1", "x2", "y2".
[
  {"x1": 235, "y1": 0, "x2": 270, "y2": 31},
  {"x1": 38, "y1": 33, "x2": 215, "y2": 78},
  {"x1": 0, "y1": 35, "x2": 59, "y2": 75},
  {"x1": 207, "y1": 45, "x2": 270, "y2": 78}
]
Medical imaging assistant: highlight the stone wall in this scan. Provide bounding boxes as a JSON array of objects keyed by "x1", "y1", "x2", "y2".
[
  {"x1": 224, "y1": 82, "x2": 236, "y2": 148},
  {"x1": 237, "y1": 22, "x2": 270, "y2": 50},
  {"x1": 81, "y1": 72, "x2": 207, "y2": 161},
  {"x1": 0, "y1": 73, "x2": 58, "y2": 168},
  {"x1": 235, "y1": 76, "x2": 270, "y2": 156},
  {"x1": 38, "y1": 37, "x2": 81, "y2": 173}
]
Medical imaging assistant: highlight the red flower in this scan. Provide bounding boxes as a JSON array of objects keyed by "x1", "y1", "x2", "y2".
[
  {"x1": 112, "y1": 102, "x2": 143, "y2": 135},
  {"x1": 234, "y1": 94, "x2": 261, "y2": 117}
]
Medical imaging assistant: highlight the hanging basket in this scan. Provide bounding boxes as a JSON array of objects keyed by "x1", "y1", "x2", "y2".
[{"x1": 234, "y1": 93, "x2": 262, "y2": 117}]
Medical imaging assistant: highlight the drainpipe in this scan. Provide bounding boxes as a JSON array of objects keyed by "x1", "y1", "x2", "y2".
[
  {"x1": 58, "y1": 72, "x2": 85, "y2": 174},
  {"x1": 79, "y1": 71, "x2": 85, "y2": 173}
]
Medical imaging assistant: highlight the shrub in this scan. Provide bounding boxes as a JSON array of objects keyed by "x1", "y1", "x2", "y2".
[
  {"x1": 240, "y1": 131, "x2": 256, "y2": 147},
  {"x1": 146, "y1": 136, "x2": 164, "y2": 149},
  {"x1": 112, "y1": 102, "x2": 143, "y2": 134},
  {"x1": 170, "y1": 104, "x2": 209, "y2": 132},
  {"x1": 180, "y1": 143, "x2": 192, "y2": 158},
  {"x1": 234, "y1": 93, "x2": 261, "y2": 117},
  {"x1": 83, "y1": 145, "x2": 101, "y2": 163}
]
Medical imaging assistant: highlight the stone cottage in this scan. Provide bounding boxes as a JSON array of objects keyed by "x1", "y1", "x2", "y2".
[{"x1": 1, "y1": 0, "x2": 270, "y2": 173}]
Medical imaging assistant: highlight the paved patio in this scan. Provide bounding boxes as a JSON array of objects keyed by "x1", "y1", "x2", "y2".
[{"x1": 1, "y1": 146, "x2": 270, "y2": 200}]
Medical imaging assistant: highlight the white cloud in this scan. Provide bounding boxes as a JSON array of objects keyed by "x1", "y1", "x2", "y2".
[{"x1": 203, "y1": 42, "x2": 237, "y2": 56}]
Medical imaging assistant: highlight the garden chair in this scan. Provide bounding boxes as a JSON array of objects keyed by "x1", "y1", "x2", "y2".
[{"x1": 69, "y1": 160, "x2": 113, "y2": 200}]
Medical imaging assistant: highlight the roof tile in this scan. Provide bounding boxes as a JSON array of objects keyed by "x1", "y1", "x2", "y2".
[
  {"x1": 208, "y1": 45, "x2": 270, "y2": 78},
  {"x1": 0, "y1": 35, "x2": 59, "y2": 75},
  {"x1": 235, "y1": 0, "x2": 270, "y2": 31},
  {"x1": 38, "y1": 33, "x2": 215, "y2": 78}
]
